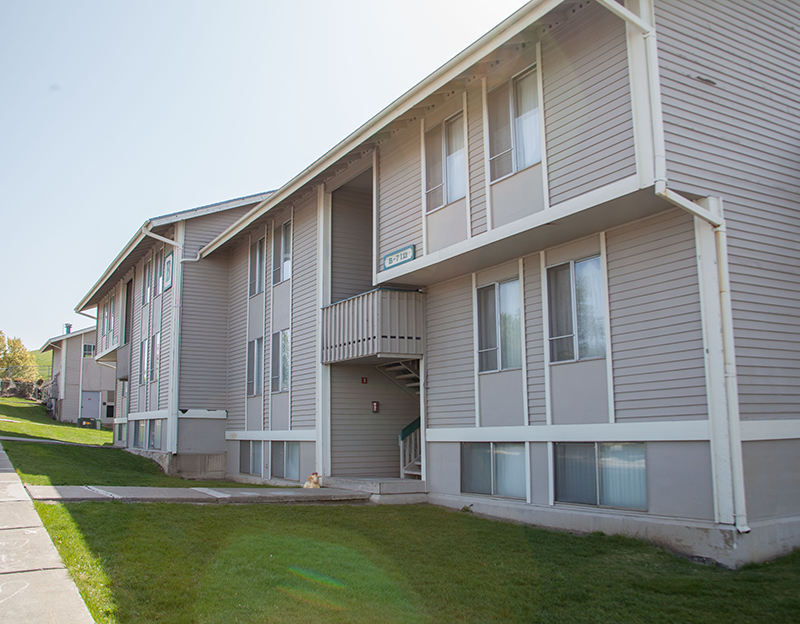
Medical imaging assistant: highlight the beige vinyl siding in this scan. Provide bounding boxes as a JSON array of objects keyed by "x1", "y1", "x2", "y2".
[
  {"x1": 63, "y1": 335, "x2": 82, "y2": 420},
  {"x1": 157, "y1": 284, "x2": 172, "y2": 410},
  {"x1": 331, "y1": 187, "x2": 373, "y2": 303},
  {"x1": 290, "y1": 196, "x2": 318, "y2": 430},
  {"x1": 657, "y1": 0, "x2": 800, "y2": 420},
  {"x1": 330, "y1": 364, "x2": 418, "y2": 477},
  {"x1": 183, "y1": 206, "x2": 251, "y2": 257},
  {"x1": 263, "y1": 225, "x2": 272, "y2": 430},
  {"x1": 542, "y1": 0, "x2": 635, "y2": 206},
  {"x1": 224, "y1": 240, "x2": 248, "y2": 428},
  {"x1": 377, "y1": 120, "x2": 423, "y2": 266},
  {"x1": 523, "y1": 255, "x2": 546, "y2": 424},
  {"x1": 607, "y1": 209, "x2": 707, "y2": 421},
  {"x1": 426, "y1": 276, "x2": 475, "y2": 428},
  {"x1": 467, "y1": 83, "x2": 488, "y2": 236},
  {"x1": 130, "y1": 262, "x2": 142, "y2": 413}
]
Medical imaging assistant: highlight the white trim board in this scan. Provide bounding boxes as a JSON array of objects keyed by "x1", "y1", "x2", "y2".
[{"x1": 226, "y1": 430, "x2": 316, "y2": 442}]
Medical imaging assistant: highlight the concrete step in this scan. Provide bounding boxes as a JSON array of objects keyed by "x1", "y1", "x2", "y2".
[{"x1": 321, "y1": 476, "x2": 426, "y2": 495}]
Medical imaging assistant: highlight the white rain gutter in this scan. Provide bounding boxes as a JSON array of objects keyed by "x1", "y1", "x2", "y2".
[{"x1": 596, "y1": 0, "x2": 748, "y2": 533}]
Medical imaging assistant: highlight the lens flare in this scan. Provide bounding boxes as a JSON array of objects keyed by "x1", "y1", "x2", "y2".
[{"x1": 288, "y1": 566, "x2": 345, "y2": 589}]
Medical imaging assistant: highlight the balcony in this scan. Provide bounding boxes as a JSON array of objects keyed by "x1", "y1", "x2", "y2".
[{"x1": 321, "y1": 288, "x2": 425, "y2": 364}]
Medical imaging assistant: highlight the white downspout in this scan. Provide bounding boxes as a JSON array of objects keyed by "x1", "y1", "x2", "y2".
[{"x1": 599, "y1": 0, "x2": 749, "y2": 533}]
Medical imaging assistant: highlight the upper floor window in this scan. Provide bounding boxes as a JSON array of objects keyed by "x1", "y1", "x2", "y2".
[
  {"x1": 273, "y1": 221, "x2": 292, "y2": 285},
  {"x1": 246, "y1": 337, "x2": 263, "y2": 396},
  {"x1": 123, "y1": 279, "x2": 133, "y2": 345},
  {"x1": 154, "y1": 250, "x2": 164, "y2": 297},
  {"x1": 477, "y1": 279, "x2": 521, "y2": 372},
  {"x1": 150, "y1": 333, "x2": 160, "y2": 383},
  {"x1": 139, "y1": 338, "x2": 149, "y2": 385},
  {"x1": 142, "y1": 261, "x2": 151, "y2": 305},
  {"x1": 547, "y1": 256, "x2": 605, "y2": 363},
  {"x1": 108, "y1": 293, "x2": 115, "y2": 336},
  {"x1": 271, "y1": 330, "x2": 290, "y2": 392},
  {"x1": 249, "y1": 236, "x2": 265, "y2": 297},
  {"x1": 83, "y1": 344, "x2": 95, "y2": 358},
  {"x1": 425, "y1": 113, "x2": 466, "y2": 212},
  {"x1": 487, "y1": 68, "x2": 541, "y2": 182},
  {"x1": 102, "y1": 302, "x2": 110, "y2": 336}
]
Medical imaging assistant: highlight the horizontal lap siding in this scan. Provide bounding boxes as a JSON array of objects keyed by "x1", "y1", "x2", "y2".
[
  {"x1": 378, "y1": 122, "x2": 423, "y2": 265},
  {"x1": 426, "y1": 276, "x2": 475, "y2": 428},
  {"x1": 607, "y1": 209, "x2": 707, "y2": 421},
  {"x1": 263, "y1": 226, "x2": 272, "y2": 430},
  {"x1": 542, "y1": 1, "x2": 635, "y2": 206},
  {"x1": 468, "y1": 84, "x2": 487, "y2": 236},
  {"x1": 224, "y1": 241, "x2": 247, "y2": 427},
  {"x1": 331, "y1": 188, "x2": 373, "y2": 302},
  {"x1": 657, "y1": 0, "x2": 800, "y2": 420},
  {"x1": 158, "y1": 286, "x2": 172, "y2": 410},
  {"x1": 523, "y1": 255, "x2": 545, "y2": 424},
  {"x1": 291, "y1": 197, "x2": 318, "y2": 430},
  {"x1": 130, "y1": 261, "x2": 142, "y2": 413}
]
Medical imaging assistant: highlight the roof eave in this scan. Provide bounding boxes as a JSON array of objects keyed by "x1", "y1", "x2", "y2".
[{"x1": 200, "y1": 0, "x2": 557, "y2": 258}]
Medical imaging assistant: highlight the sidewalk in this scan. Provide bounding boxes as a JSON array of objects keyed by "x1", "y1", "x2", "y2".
[
  {"x1": 0, "y1": 439, "x2": 371, "y2": 623},
  {"x1": 0, "y1": 442, "x2": 95, "y2": 623}
]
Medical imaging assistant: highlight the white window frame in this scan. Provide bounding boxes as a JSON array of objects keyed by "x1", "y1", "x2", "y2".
[
  {"x1": 150, "y1": 333, "x2": 160, "y2": 383},
  {"x1": 425, "y1": 111, "x2": 466, "y2": 213},
  {"x1": 477, "y1": 278, "x2": 522, "y2": 373},
  {"x1": 554, "y1": 442, "x2": 647, "y2": 510},
  {"x1": 246, "y1": 337, "x2": 263, "y2": 397},
  {"x1": 272, "y1": 220, "x2": 292, "y2": 285},
  {"x1": 249, "y1": 236, "x2": 265, "y2": 297},
  {"x1": 461, "y1": 442, "x2": 526, "y2": 500},
  {"x1": 142, "y1": 260, "x2": 151, "y2": 305},
  {"x1": 270, "y1": 440, "x2": 300, "y2": 481},
  {"x1": 546, "y1": 255, "x2": 606, "y2": 364},
  {"x1": 154, "y1": 250, "x2": 163, "y2": 297},
  {"x1": 108, "y1": 291, "x2": 115, "y2": 336},
  {"x1": 83, "y1": 344, "x2": 95, "y2": 358},
  {"x1": 270, "y1": 330, "x2": 290, "y2": 393},
  {"x1": 487, "y1": 66, "x2": 541, "y2": 184},
  {"x1": 139, "y1": 338, "x2": 149, "y2": 385}
]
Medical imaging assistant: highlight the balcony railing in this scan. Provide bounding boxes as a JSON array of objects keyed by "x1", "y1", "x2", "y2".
[{"x1": 321, "y1": 288, "x2": 425, "y2": 364}]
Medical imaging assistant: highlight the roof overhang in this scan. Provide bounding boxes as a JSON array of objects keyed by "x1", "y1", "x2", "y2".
[
  {"x1": 40, "y1": 325, "x2": 96, "y2": 352},
  {"x1": 200, "y1": 0, "x2": 566, "y2": 258}
]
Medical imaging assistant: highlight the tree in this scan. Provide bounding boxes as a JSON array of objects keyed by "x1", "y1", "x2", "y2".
[{"x1": 0, "y1": 331, "x2": 39, "y2": 381}]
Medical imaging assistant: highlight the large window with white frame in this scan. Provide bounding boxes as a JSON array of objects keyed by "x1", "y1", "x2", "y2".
[
  {"x1": 150, "y1": 333, "x2": 160, "y2": 383},
  {"x1": 273, "y1": 221, "x2": 292, "y2": 285},
  {"x1": 547, "y1": 255, "x2": 605, "y2": 363},
  {"x1": 249, "y1": 236, "x2": 265, "y2": 297},
  {"x1": 477, "y1": 279, "x2": 522, "y2": 372},
  {"x1": 240, "y1": 441, "x2": 263, "y2": 475},
  {"x1": 139, "y1": 338, "x2": 149, "y2": 385},
  {"x1": 461, "y1": 442, "x2": 526, "y2": 499},
  {"x1": 108, "y1": 292, "x2": 115, "y2": 336},
  {"x1": 487, "y1": 67, "x2": 541, "y2": 182},
  {"x1": 142, "y1": 260, "x2": 151, "y2": 305},
  {"x1": 271, "y1": 441, "x2": 300, "y2": 481},
  {"x1": 554, "y1": 442, "x2": 646, "y2": 510},
  {"x1": 425, "y1": 112, "x2": 466, "y2": 212},
  {"x1": 270, "y1": 330, "x2": 290, "y2": 393},
  {"x1": 246, "y1": 337, "x2": 263, "y2": 396}
]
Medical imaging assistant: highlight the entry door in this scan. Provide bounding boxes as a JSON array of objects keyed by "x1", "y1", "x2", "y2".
[{"x1": 81, "y1": 391, "x2": 101, "y2": 419}]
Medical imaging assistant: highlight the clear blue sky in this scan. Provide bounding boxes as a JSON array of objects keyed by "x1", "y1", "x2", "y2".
[{"x1": 0, "y1": 0, "x2": 529, "y2": 351}]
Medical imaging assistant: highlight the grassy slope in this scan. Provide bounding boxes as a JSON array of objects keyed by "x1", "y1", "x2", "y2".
[
  {"x1": 37, "y1": 502, "x2": 800, "y2": 624},
  {"x1": 0, "y1": 397, "x2": 112, "y2": 445}
]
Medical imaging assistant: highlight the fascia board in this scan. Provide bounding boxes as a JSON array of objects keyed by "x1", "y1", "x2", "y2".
[
  {"x1": 40, "y1": 325, "x2": 97, "y2": 352},
  {"x1": 149, "y1": 192, "x2": 273, "y2": 228},
  {"x1": 200, "y1": 0, "x2": 563, "y2": 258},
  {"x1": 75, "y1": 227, "x2": 149, "y2": 313}
]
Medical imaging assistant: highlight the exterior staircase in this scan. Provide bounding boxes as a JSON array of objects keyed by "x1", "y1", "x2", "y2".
[
  {"x1": 375, "y1": 360, "x2": 420, "y2": 397},
  {"x1": 399, "y1": 417, "x2": 421, "y2": 479}
]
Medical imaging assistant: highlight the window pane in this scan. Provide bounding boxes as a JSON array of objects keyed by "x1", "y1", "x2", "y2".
[
  {"x1": 271, "y1": 332, "x2": 281, "y2": 392},
  {"x1": 488, "y1": 84, "x2": 512, "y2": 181},
  {"x1": 249, "y1": 240, "x2": 258, "y2": 296},
  {"x1": 280, "y1": 331, "x2": 291, "y2": 392},
  {"x1": 273, "y1": 224, "x2": 282, "y2": 285},
  {"x1": 547, "y1": 264, "x2": 574, "y2": 362},
  {"x1": 247, "y1": 340, "x2": 256, "y2": 396},
  {"x1": 600, "y1": 443, "x2": 646, "y2": 509},
  {"x1": 514, "y1": 70, "x2": 541, "y2": 170},
  {"x1": 575, "y1": 256, "x2": 606, "y2": 359},
  {"x1": 425, "y1": 124, "x2": 444, "y2": 211},
  {"x1": 251, "y1": 441, "x2": 263, "y2": 476},
  {"x1": 477, "y1": 285, "x2": 497, "y2": 372},
  {"x1": 152, "y1": 333, "x2": 160, "y2": 382},
  {"x1": 461, "y1": 442, "x2": 492, "y2": 494},
  {"x1": 499, "y1": 280, "x2": 521, "y2": 369},
  {"x1": 494, "y1": 443, "x2": 526, "y2": 499},
  {"x1": 285, "y1": 442, "x2": 300, "y2": 481},
  {"x1": 555, "y1": 443, "x2": 597, "y2": 505},
  {"x1": 282, "y1": 222, "x2": 292, "y2": 281},
  {"x1": 240, "y1": 441, "x2": 251, "y2": 474},
  {"x1": 271, "y1": 441, "x2": 284, "y2": 478},
  {"x1": 446, "y1": 114, "x2": 466, "y2": 203},
  {"x1": 255, "y1": 337, "x2": 263, "y2": 396}
]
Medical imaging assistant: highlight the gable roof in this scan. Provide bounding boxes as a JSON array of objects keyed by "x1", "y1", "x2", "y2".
[
  {"x1": 75, "y1": 191, "x2": 272, "y2": 312},
  {"x1": 40, "y1": 325, "x2": 96, "y2": 353}
]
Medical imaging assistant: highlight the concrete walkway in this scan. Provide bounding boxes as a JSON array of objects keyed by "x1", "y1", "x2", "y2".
[
  {"x1": 0, "y1": 440, "x2": 372, "y2": 623},
  {"x1": 0, "y1": 442, "x2": 95, "y2": 623}
]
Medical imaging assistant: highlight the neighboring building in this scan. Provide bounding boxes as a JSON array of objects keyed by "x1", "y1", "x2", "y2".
[
  {"x1": 75, "y1": 193, "x2": 271, "y2": 475},
  {"x1": 40, "y1": 325, "x2": 116, "y2": 424},
  {"x1": 77, "y1": 0, "x2": 799, "y2": 567}
]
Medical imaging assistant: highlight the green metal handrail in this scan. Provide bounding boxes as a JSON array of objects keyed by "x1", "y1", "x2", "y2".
[{"x1": 400, "y1": 417, "x2": 420, "y2": 441}]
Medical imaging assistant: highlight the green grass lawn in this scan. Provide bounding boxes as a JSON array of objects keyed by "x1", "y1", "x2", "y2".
[
  {"x1": 0, "y1": 397, "x2": 112, "y2": 445},
  {"x1": 36, "y1": 502, "x2": 800, "y2": 624}
]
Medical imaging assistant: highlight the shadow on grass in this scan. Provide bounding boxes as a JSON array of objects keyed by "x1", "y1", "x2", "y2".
[
  {"x1": 0, "y1": 397, "x2": 113, "y2": 446},
  {"x1": 36, "y1": 503, "x2": 800, "y2": 624}
]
